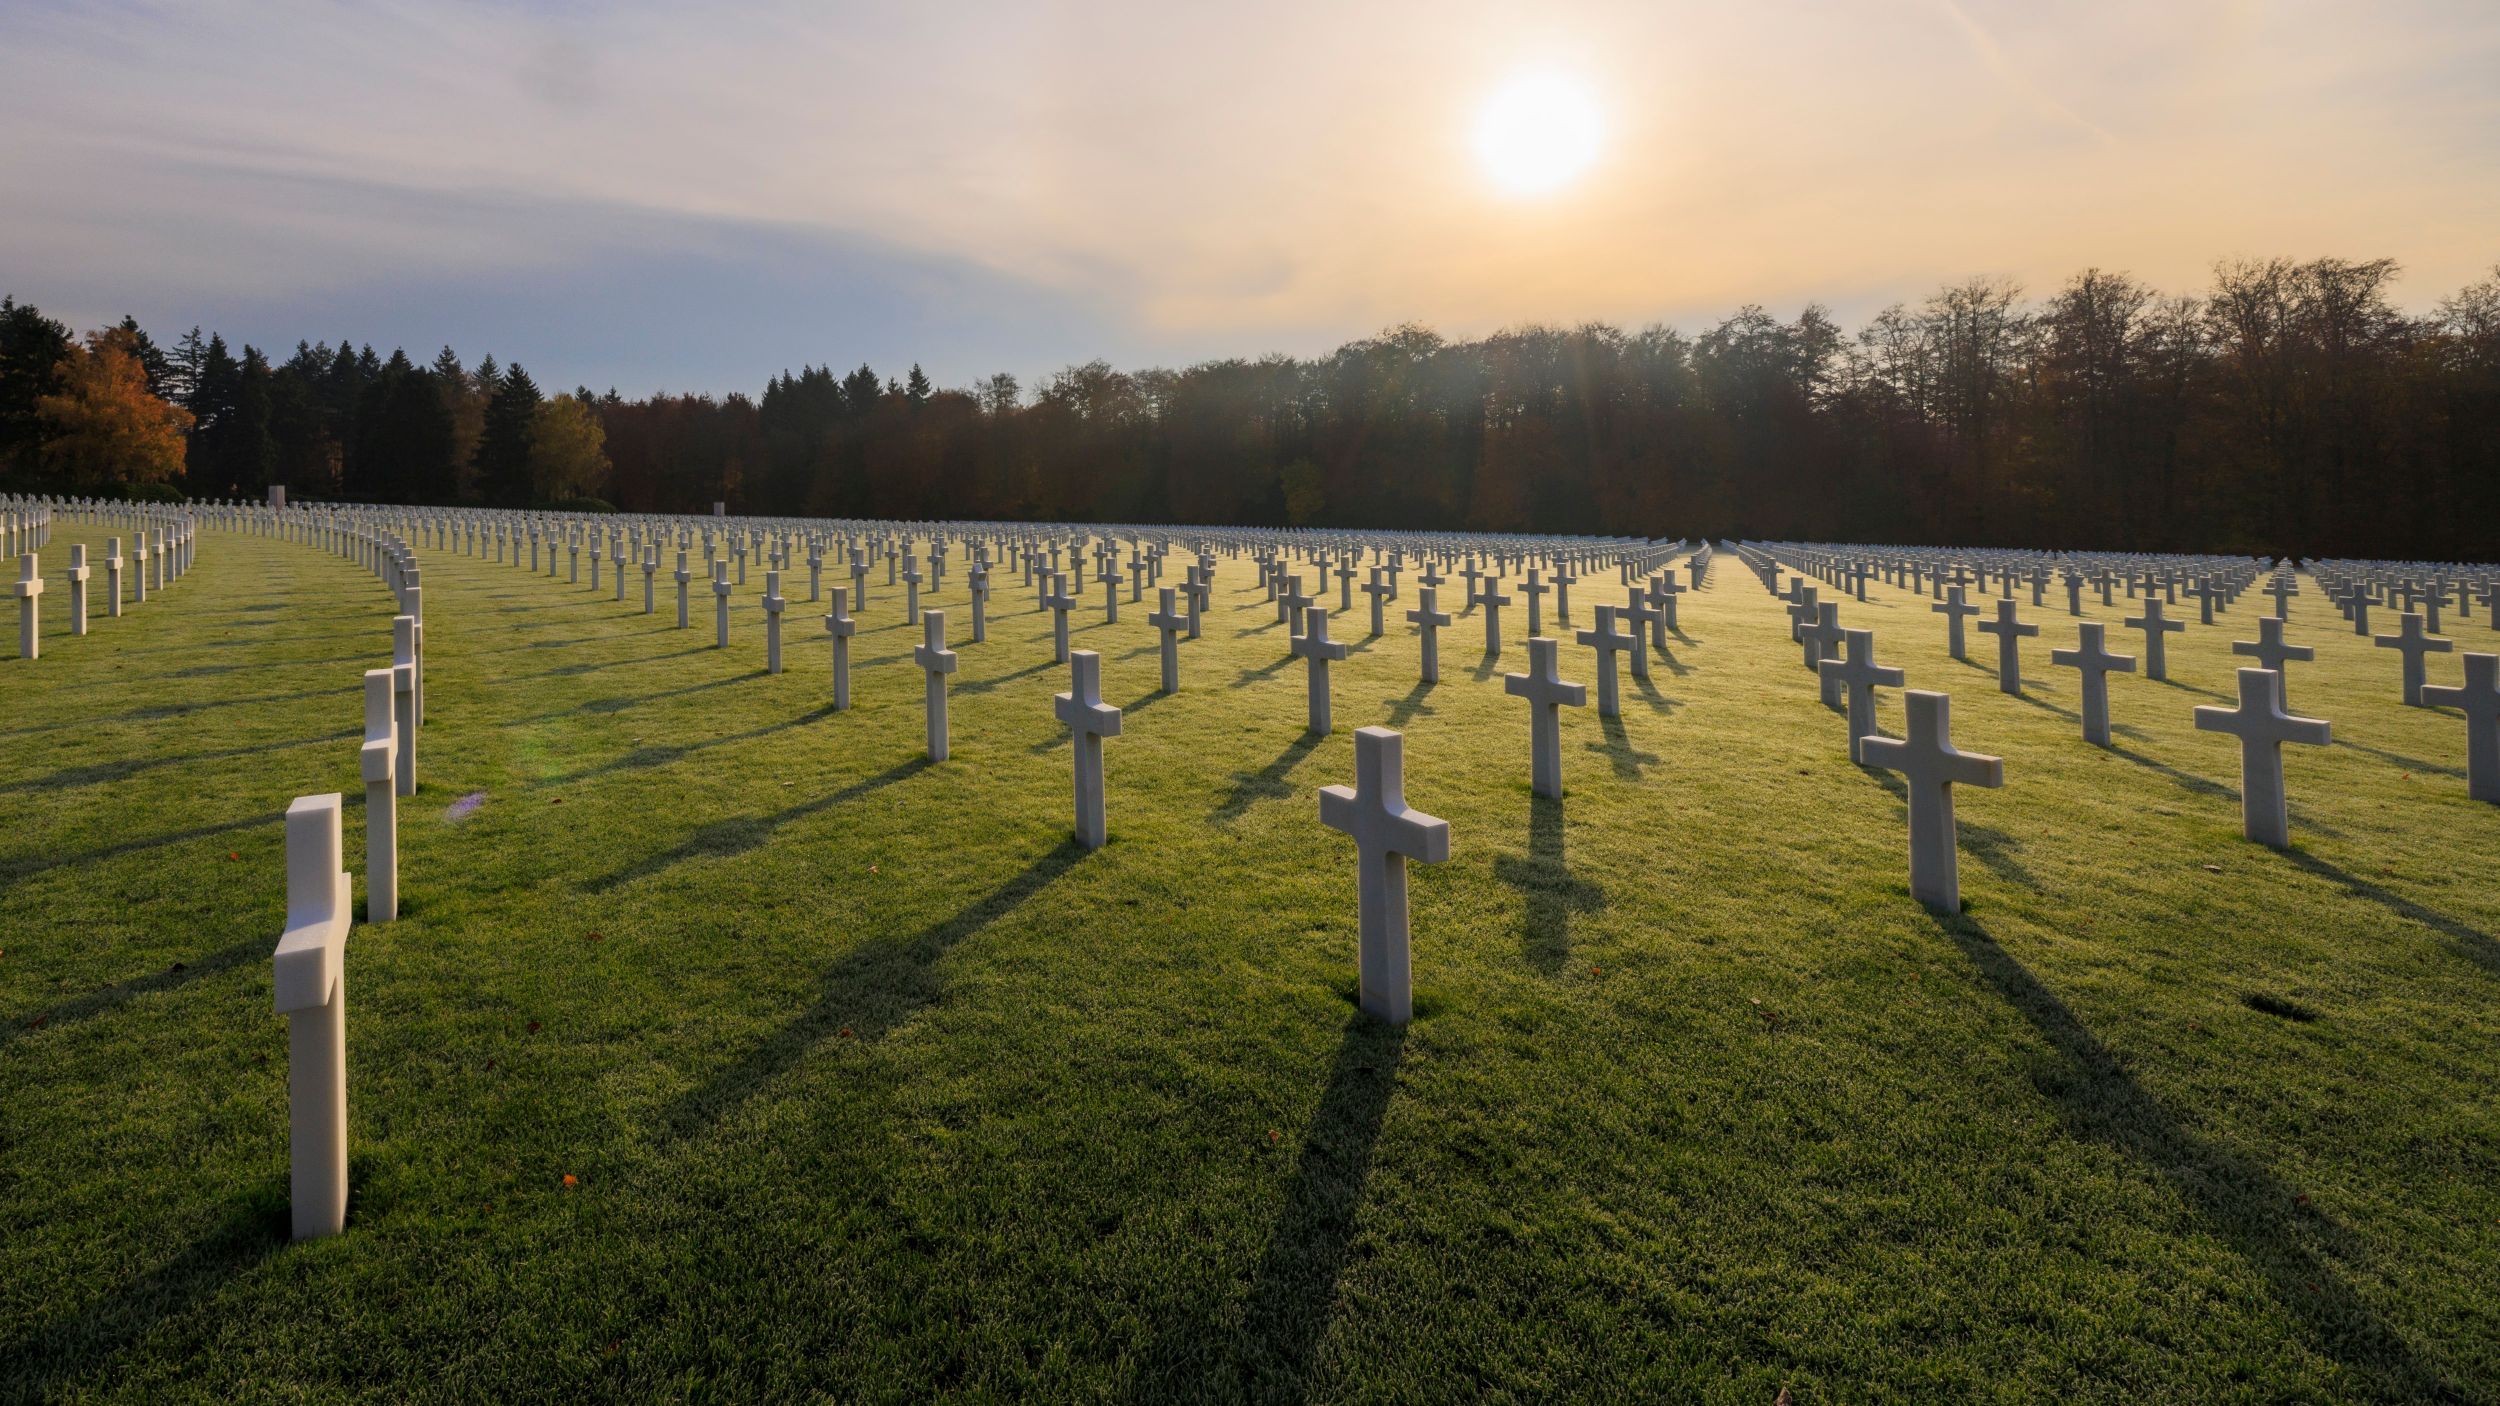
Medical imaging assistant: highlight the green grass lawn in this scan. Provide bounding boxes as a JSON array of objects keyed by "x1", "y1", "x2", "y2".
[{"x1": 3, "y1": 523, "x2": 2495, "y2": 1404}]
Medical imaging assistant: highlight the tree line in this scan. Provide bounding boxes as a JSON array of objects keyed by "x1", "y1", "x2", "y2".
[{"x1": 3, "y1": 255, "x2": 2494, "y2": 559}]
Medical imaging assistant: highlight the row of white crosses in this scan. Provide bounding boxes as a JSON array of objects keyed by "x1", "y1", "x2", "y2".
[{"x1": 3, "y1": 497, "x2": 200, "y2": 660}]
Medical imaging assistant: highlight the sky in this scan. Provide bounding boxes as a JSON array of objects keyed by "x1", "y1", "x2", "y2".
[{"x1": 3, "y1": 0, "x2": 2495, "y2": 397}]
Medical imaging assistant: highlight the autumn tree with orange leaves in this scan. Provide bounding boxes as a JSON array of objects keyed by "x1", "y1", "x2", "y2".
[{"x1": 36, "y1": 327, "x2": 193, "y2": 491}]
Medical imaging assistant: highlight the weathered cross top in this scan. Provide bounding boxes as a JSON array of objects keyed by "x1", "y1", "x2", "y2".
[
  {"x1": 2049, "y1": 622, "x2": 2135, "y2": 746},
  {"x1": 1519, "y1": 569, "x2": 1549, "y2": 637},
  {"x1": 272, "y1": 792, "x2": 354, "y2": 1241},
  {"x1": 1857, "y1": 690, "x2": 2005, "y2": 912},
  {"x1": 1320, "y1": 727, "x2": 1451, "y2": 1026},
  {"x1": 1818, "y1": 628, "x2": 1904, "y2": 759},
  {"x1": 916, "y1": 610, "x2": 959, "y2": 761},
  {"x1": 1361, "y1": 567, "x2": 1393, "y2": 637},
  {"x1": 1504, "y1": 635, "x2": 1588, "y2": 798},
  {"x1": 2422, "y1": 653, "x2": 2500, "y2": 803},
  {"x1": 1576, "y1": 604, "x2": 1635, "y2": 717},
  {"x1": 1796, "y1": 596, "x2": 1842, "y2": 672},
  {"x1": 1472, "y1": 576, "x2": 1513, "y2": 654},
  {"x1": 1974, "y1": 597, "x2": 2039, "y2": 694},
  {"x1": 1293, "y1": 606, "x2": 1352, "y2": 734},
  {"x1": 1056, "y1": 650, "x2": 1124, "y2": 849},
  {"x1": 1932, "y1": 585, "x2": 1979, "y2": 659},
  {"x1": 2123, "y1": 596, "x2": 2185, "y2": 680},
  {"x1": 2195, "y1": 668, "x2": 2330, "y2": 846},
  {"x1": 1279, "y1": 575, "x2": 1314, "y2": 635},
  {"x1": 2375, "y1": 610, "x2": 2453, "y2": 706}
]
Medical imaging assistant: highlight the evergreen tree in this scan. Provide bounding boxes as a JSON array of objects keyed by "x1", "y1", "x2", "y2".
[
  {"x1": 906, "y1": 364, "x2": 932, "y2": 405},
  {"x1": 473, "y1": 361, "x2": 542, "y2": 505},
  {"x1": 170, "y1": 326, "x2": 206, "y2": 409},
  {"x1": 0, "y1": 295, "x2": 73, "y2": 475},
  {"x1": 114, "y1": 316, "x2": 175, "y2": 402}
]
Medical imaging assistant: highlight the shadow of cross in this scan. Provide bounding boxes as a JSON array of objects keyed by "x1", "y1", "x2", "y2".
[
  {"x1": 1584, "y1": 712, "x2": 1660, "y2": 780},
  {"x1": 1491, "y1": 795, "x2": 1607, "y2": 973},
  {"x1": 1935, "y1": 911, "x2": 2465, "y2": 1401},
  {"x1": 653, "y1": 838, "x2": 1090, "y2": 1144},
  {"x1": 1212, "y1": 731, "x2": 1324, "y2": 823}
]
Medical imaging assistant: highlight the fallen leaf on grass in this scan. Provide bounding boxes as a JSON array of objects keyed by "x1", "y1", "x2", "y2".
[
  {"x1": 527, "y1": 1020, "x2": 542, "y2": 1034},
  {"x1": 563, "y1": 1174, "x2": 578, "y2": 1187},
  {"x1": 2202, "y1": 864, "x2": 2222, "y2": 874}
]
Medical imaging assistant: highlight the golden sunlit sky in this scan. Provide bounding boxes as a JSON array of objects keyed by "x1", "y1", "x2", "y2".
[{"x1": 3, "y1": 0, "x2": 2494, "y2": 392}]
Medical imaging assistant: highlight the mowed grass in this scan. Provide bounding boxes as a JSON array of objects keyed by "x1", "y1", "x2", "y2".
[{"x1": 2, "y1": 521, "x2": 2496, "y2": 1404}]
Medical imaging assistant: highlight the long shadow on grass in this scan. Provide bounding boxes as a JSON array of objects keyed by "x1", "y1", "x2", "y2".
[
  {"x1": 2275, "y1": 848, "x2": 2500, "y2": 976},
  {"x1": 1492, "y1": 795, "x2": 1605, "y2": 974},
  {"x1": 1935, "y1": 911, "x2": 2461, "y2": 1399},
  {"x1": 655, "y1": 838, "x2": 1087, "y2": 1141},
  {"x1": 2332, "y1": 737, "x2": 2467, "y2": 780},
  {"x1": 585, "y1": 756, "x2": 932, "y2": 893},
  {"x1": 1585, "y1": 713, "x2": 1659, "y2": 781},
  {"x1": 0, "y1": 687, "x2": 358, "y2": 738},
  {"x1": 2107, "y1": 745, "x2": 2237, "y2": 803},
  {"x1": 1213, "y1": 732, "x2": 1325, "y2": 824},
  {"x1": 0, "y1": 940, "x2": 264, "y2": 1056},
  {"x1": 1127, "y1": 1014, "x2": 1405, "y2": 1403},
  {"x1": 547, "y1": 703, "x2": 837, "y2": 785},
  {"x1": 0, "y1": 1189, "x2": 288, "y2": 1398},
  {"x1": 0, "y1": 730, "x2": 359, "y2": 797}
]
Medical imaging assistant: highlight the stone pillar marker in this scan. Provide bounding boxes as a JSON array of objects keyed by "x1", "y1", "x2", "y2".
[
  {"x1": 1575, "y1": 604, "x2": 1634, "y2": 717},
  {"x1": 1975, "y1": 597, "x2": 2039, "y2": 694},
  {"x1": 2421, "y1": 653, "x2": 2500, "y2": 803},
  {"x1": 915, "y1": 610, "x2": 958, "y2": 761},
  {"x1": 2195, "y1": 668, "x2": 2330, "y2": 846},
  {"x1": 2049, "y1": 622, "x2": 2135, "y2": 746},
  {"x1": 1147, "y1": 588, "x2": 1186, "y2": 693},
  {"x1": 13, "y1": 553, "x2": 42, "y2": 659},
  {"x1": 1503, "y1": 636, "x2": 1587, "y2": 798},
  {"x1": 66, "y1": 544, "x2": 89, "y2": 635},
  {"x1": 2375, "y1": 611, "x2": 2452, "y2": 706},
  {"x1": 762, "y1": 570, "x2": 787, "y2": 674},
  {"x1": 1292, "y1": 606, "x2": 1351, "y2": 734},
  {"x1": 1055, "y1": 650, "x2": 1123, "y2": 850},
  {"x1": 360, "y1": 669, "x2": 399, "y2": 922},
  {"x1": 1857, "y1": 690, "x2": 2005, "y2": 913},
  {"x1": 1819, "y1": 628, "x2": 1905, "y2": 759},
  {"x1": 272, "y1": 792, "x2": 354, "y2": 1241},
  {"x1": 1319, "y1": 727, "x2": 1451, "y2": 1026},
  {"x1": 2124, "y1": 597, "x2": 2185, "y2": 681},
  {"x1": 825, "y1": 586, "x2": 857, "y2": 710}
]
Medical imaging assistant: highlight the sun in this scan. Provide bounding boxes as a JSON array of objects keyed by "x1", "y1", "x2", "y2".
[{"x1": 1474, "y1": 71, "x2": 1604, "y2": 198}]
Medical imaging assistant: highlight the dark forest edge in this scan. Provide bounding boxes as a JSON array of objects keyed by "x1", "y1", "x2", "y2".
[{"x1": 3, "y1": 255, "x2": 2495, "y2": 561}]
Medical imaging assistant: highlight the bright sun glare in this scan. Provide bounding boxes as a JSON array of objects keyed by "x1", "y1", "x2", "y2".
[{"x1": 1474, "y1": 72, "x2": 1603, "y2": 198}]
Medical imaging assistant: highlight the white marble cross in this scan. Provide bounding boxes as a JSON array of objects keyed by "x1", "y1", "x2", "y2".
[
  {"x1": 1320, "y1": 727, "x2": 1451, "y2": 1025},
  {"x1": 2230, "y1": 616, "x2": 2314, "y2": 709},
  {"x1": 763, "y1": 570, "x2": 787, "y2": 674},
  {"x1": 1056, "y1": 649, "x2": 1123, "y2": 849},
  {"x1": 65, "y1": 544, "x2": 88, "y2": 636},
  {"x1": 712, "y1": 562, "x2": 734, "y2": 648},
  {"x1": 2421, "y1": 653, "x2": 2500, "y2": 803},
  {"x1": 1504, "y1": 636, "x2": 1588, "y2": 798},
  {"x1": 1519, "y1": 569, "x2": 1548, "y2": 637},
  {"x1": 916, "y1": 610, "x2": 958, "y2": 760},
  {"x1": 2195, "y1": 668, "x2": 2329, "y2": 846},
  {"x1": 1857, "y1": 690, "x2": 2005, "y2": 912},
  {"x1": 1472, "y1": 576, "x2": 1512, "y2": 656},
  {"x1": 272, "y1": 792, "x2": 354, "y2": 1241},
  {"x1": 1406, "y1": 585, "x2": 1452, "y2": 683},
  {"x1": 1147, "y1": 587, "x2": 1186, "y2": 693},
  {"x1": 2048, "y1": 622, "x2": 2134, "y2": 746},
  {"x1": 1293, "y1": 606, "x2": 1352, "y2": 734},
  {"x1": 674, "y1": 551, "x2": 693, "y2": 629},
  {"x1": 2123, "y1": 597, "x2": 2185, "y2": 681},
  {"x1": 2375, "y1": 611, "x2": 2452, "y2": 706},
  {"x1": 1819, "y1": 628, "x2": 1904, "y2": 759},
  {"x1": 902, "y1": 556, "x2": 925, "y2": 624},
  {"x1": 359, "y1": 669, "x2": 399, "y2": 922},
  {"x1": 392, "y1": 616, "x2": 420, "y2": 789},
  {"x1": 1975, "y1": 597, "x2": 2039, "y2": 694},
  {"x1": 1041, "y1": 573, "x2": 1078, "y2": 664},
  {"x1": 1932, "y1": 585, "x2": 1979, "y2": 661},
  {"x1": 1575, "y1": 604, "x2": 1634, "y2": 717},
  {"x1": 104, "y1": 537, "x2": 123, "y2": 618},
  {"x1": 826, "y1": 586, "x2": 858, "y2": 710},
  {"x1": 13, "y1": 552, "x2": 43, "y2": 659},
  {"x1": 1362, "y1": 567, "x2": 1393, "y2": 637}
]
